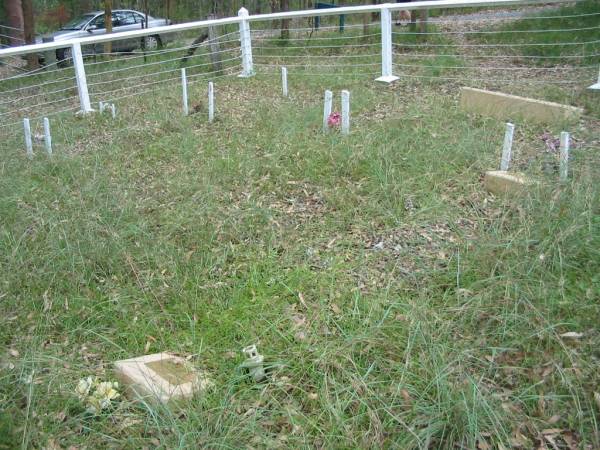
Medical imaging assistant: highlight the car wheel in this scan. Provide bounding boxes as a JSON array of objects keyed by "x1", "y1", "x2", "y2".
[
  {"x1": 142, "y1": 35, "x2": 161, "y2": 51},
  {"x1": 56, "y1": 47, "x2": 73, "y2": 67}
]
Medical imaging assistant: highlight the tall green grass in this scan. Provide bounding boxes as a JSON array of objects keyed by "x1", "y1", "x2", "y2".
[
  {"x1": 475, "y1": 0, "x2": 600, "y2": 64},
  {"x1": 0, "y1": 71, "x2": 599, "y2": 449}
]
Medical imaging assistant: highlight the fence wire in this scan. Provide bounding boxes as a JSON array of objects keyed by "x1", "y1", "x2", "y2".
[{"x1": 1, "y1": 4, "x2": 598, "y2": 134}]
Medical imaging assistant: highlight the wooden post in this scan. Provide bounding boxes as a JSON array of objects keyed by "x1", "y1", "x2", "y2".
[
  {"x1": 21, "y1": 0, "x2": 37, "y2": 69},
  {"x1": 104, "y1": 0, "x2": 113, "y2": 54},
  {"x1": 207, "y1": 14, "x2": 223, "y2": 75},
  {"x1": 280, "y1": 0, "x2": 290, "y2": 40},
  {"x1": 419, "y1": 9, "x2": 429, "y2": 35}
]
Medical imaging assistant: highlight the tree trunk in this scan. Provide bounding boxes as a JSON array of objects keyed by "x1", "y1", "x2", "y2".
[
  {"x1": 4, "y1": 0, "x2": 24, "y2": 45},
  {"x1": 362, "y1": 0, "x2": 370, "y2": 37},
  {"x1": 104, "y1": 0, "x2": 112, "y2": 53},
  {"x1": 280, "y1": 0, "x2": 289, "y2": 40},
  {"x1": 21, "y1": 0, "x2": 37, "y2": 68},
  {"x1": 166, "y1": 0, "x2": 172, "y2": 22}
]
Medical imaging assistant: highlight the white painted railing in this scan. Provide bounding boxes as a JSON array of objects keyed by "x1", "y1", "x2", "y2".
[{"x1": 0, "y1": 0, "x2": 591, "y2": 117}]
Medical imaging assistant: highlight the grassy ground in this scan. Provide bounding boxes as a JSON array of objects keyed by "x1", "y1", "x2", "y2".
[{"x1": 1, "y1": 67, "x2": 599, "y2": 449}]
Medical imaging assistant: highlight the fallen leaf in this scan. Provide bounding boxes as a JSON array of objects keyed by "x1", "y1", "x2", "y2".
[
  {"x1": 43, "y1": 291, "x2": 52, "y2": 312},
  {"x1": 294, "y1": 331, "x2": 307, "y2": 341},
  {"x1": 330, "y1": 304, "x2": 341, "y2": 315},
  {"x1": 9, "y1": 349, "x2": 19, "y2": 357},
  {"x1": 541, "y1": 428, "x2": 562, "y2": 435},
  {"x1": 477, "y1": 440, "x2": 491, "y2": 450},
  {"x1": 400, "y1": 388, "x2": 411, "y2": 404},
  {"x1": 298, "y1": 292, "x2": 307, "y2": 309},
  {"x1": 548, "y1": 415, "x2": 561, "y2": 424},
  {"x1": 559, "y1": 332, "x2": 583, "y2": 339}
]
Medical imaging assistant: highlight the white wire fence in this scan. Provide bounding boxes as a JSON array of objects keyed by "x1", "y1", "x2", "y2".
[{"x1": 0, "y1": 0, "x2": 598, "y2": 139}]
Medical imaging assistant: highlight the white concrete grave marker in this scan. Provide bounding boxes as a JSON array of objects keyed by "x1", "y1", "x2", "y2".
[
  {"x1": 110, "y1": 103, "x2": 116, "y2": 119},
  {"x1": 208, "y1": 81, "x2": 215, "y2": 123},
  {"x1": 282, "y1": 67, "x2": 288, "y2": 97},
  {"x1": 181, "y1": 68, "x2": 189, "y2": 116},
  {"x1": 588, "y1": 66, "x2": 600, "y2": 91},
  {"x1": 500, "y1": 122, "x2": 514, "y2": 171},
  {"x1": 323, "y1": 90, "x2": 333, "y2": 133},
  {"x1": 114, "y1": 352, "x2": 212, "y2": 404},
  {"x1": 23, "y1": 118, "x2": 33, "y2": 159},
  {"x1": 341, "y1": 90, "x2": 350, "y2": 135},
  {"x1": 43, "y1": 117, "x2": 52, "y2": 155},
  {"x1": 559, "y1": 131, "x2": 570, "y2": 181}
]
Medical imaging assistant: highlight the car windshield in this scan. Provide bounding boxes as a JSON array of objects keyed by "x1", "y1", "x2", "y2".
[{"x1": 61, "y1": 14, "x2": 95, "y2": 30}]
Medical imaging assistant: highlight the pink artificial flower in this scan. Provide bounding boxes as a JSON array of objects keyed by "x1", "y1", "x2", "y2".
[{"x1": 327, "y1": 112, "x2": 341, "y2": 128}]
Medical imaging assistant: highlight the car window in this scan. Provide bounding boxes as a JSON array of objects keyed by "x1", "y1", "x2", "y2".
[
  {"x1": 133, "y1": 12, "x2": 146, "y2": 24},
  {"x1": 114, "y1": 11, "x2": 135, "y2": 26},
  {"x1": 90, "y1": 13, "x2": 122, "y2": 29},
  {"x1": 90, "y1": 15, "x2": 105, "y2": 29},
  {"x1": 61, "y1": 14, "x2": 95, "y2": 30}
]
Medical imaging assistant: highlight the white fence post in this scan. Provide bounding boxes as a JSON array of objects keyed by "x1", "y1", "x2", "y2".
[
  {"x1": 376, "y1": 7, "x2": 399, "y2": 84},
  {"x1": 323, "y1": 90, "x2": 333, "y2": 133},
  {"x1": 238, "y1": 7, "x2": 254, "y2": 77},
  {"x1": 208, "y1": 81, "x2": 215, "y2": 123},
  {"x1": 588, "y1": 66, "x2": 600, "y2": 91},
  {"x1": 181, "y1": 68, "x2": 189, "y2": 116},
  {"x1": 559, "y1": 131, "x2": 570, "y2": 181},
  {"x1": 341, "y1": 90, "x2": 350, "y2": 135},
  {"x1": 43, "y1": 117, "x2": 52, "y2": 155},
  {"x1": 500, "y1": 122, "x2": 514, "y2": 171},
  {"x1": 282, "y1": 67, "x2": 288, "y2": 97},
  {"x1": 71, "y1": 42, "x2": 93, "y2": 113},
  {"x1": 23, "y1": 118, "x2": 33, "y2": 158}
]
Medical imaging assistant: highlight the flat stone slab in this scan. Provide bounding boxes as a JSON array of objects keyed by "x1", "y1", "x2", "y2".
[
  {"x1": 460, "y1": 87, "x2": 582, "y2": 124},
  {"x1": 114, "y1": 352, "x2": 211, "y2": 404},
  {"x1": 484, "y1": 170, "x2": 534, "y2": 196}
]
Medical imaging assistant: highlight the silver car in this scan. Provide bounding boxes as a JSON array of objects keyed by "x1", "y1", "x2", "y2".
[{"x1": 37, "y1": 9, "x2": 171, "y2": 62}]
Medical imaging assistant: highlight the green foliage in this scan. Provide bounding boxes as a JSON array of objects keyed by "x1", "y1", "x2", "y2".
[{"x1": 474, "y1": 0, "x2": 600, "y2": 64}]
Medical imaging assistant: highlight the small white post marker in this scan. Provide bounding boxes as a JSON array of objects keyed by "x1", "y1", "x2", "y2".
[
  {"x1": 208, "y1": 81, "x2": 214, "y2": 123},
  {"x1": 500, "y1": 122, "x2": 514, "y2": 171},
  {"x1": 588, "y1": 66, "x2": 600, "y2": 91},
  {"x1": 282, "y1": 67, "x2": 288, "y2": 97},
  {"x1": 110, "y1": 103, "x2": 116, "y2": 119},
  {"x1": 341, "y1": 90, "x2": 350, "y2": 135},
  {"x1": 43, "y1": 117, "x2": 52, "y2": 155},
  {"x1": 23, "y1": 118, "x2": 33, "y2": 159},
  {"x1": 323, "y1": 90, "x2": 333, "y2": 133},
  {"x1": 181, "y1": 68, "x2": 189, "y2": 116},
  {"x1": 99, "y1": 101, "x2": 105, "y2": 113},
  {"x1": 559, "y1": 131, "x2": 570, "y2": 181}
]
